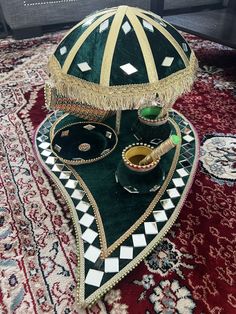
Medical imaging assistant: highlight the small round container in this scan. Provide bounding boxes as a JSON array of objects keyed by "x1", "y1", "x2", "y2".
[
  {"x1": 122, "y1": 143, "x2": 159, "y2": 173},
  {"x1": 138, "y1": 106, "x2": 169, "y2": 126}
]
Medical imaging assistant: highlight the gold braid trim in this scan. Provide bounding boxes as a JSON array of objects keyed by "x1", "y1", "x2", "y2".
[{"x1": 47, "y1": 51, "x2": 198, "y2": 111}]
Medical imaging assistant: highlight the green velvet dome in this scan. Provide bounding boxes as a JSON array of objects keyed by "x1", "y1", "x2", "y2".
[{"x1": 48, "y1": 5, "x2": 198, "y2": 111}]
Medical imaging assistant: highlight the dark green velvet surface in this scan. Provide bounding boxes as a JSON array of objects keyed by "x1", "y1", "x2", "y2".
[
  {"x1": 109, "y1": 16, "x2": 149, "y2": 85},
  {"x1": 62, "y1": 111, "x2": 177, "y2": 247},
  {"x1": 145, "y1": 13, "x2": 191, "y2": 60},
  {"x1": 55, "y1": 19, "x2": 97, "y2": 67},
  {"x1": 137, "y1": 17, "x2": 185, "y2": 80},
  {"x1": 132, "y1": 119, "x2": 172, "y2": 143},
  {"x1": 68, "y1": 16, "x2": 114, "y2": 83}
]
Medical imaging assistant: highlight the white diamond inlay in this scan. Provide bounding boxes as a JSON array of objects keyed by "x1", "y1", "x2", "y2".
[
  {"x1": 167, "y1": 188, "x2": 180, "y2": 198},
  {"x1": 162, "y1": 57, "x2": 174, "y2": 67},
  {"x1": 144, "y1": 222, "x2": 158, "y2": 235},
  {"x1": 83, "y1": 124, "x2": 95, "y2": 130},
  {"x1": 182, "y1": 43, "x2": 188, "y2": 52},
  {"x1": 76, "y1": 201, "x2": 90, "y2": 212},
  {"x1": 120, "y1": 63, "x2": 138, "y2": 75},
  {"x1": 71, "y1": 189, "x2": 85, "y2": 200},
  {"x1": 59, "y1": 171, "x2": 71, "y2": 179},
  {"x1": 60, "y1": 46, "x2": 67, "y2": 55},
  {"x1": 104, "y1": 258, "x2": 119, "y2": 273},
  {"x1": 183, "y1": 135, "x2": 194, "y2": 142},
  {"x1": 77, "y1": 62, "x2": 91, "y2": 72},
  {"x1": 177, "y1": 168, "x2": 189, "y2": 177},
  {"x1": 84, "y1": 245, "x2": 101, "y2": 263},
  {"x1": 39, "y1": 142, "x2": 50, "y2": 149},
  {"x1": 173, "y1": 178, "x2": 185, "y2": 187},
  {"x1": 85, "y1": 269, "x2": 104, "y2": 287},
  {"x1": 65, "y1": 179, "x2": 77, "y2": 189},
  {"x1": 160, "y1": 199, "x2": 175, "y2": 210},
  {"x1": 153, "y1": 210, "x2": 168, "y2": 222},
  {"x1": 122, "y1": 21, "x2": 131, "y2": 34},
  {"x1": 132, "y1": 234, "x2": 147, "y2": 247},
  {"x1": 99, "y1": 19, "x2": 109, "y2": 33},
  {"x1": 41, "y1": 149, "x2": 52, "y2": 157},
  {"x1": 120, "y1": 246, "x2": 133, "y2": 260},
  {"x1": 79, "y1": 213, "x2": 94, "y2": 227},
  {"x1": 82, "y1": 229, "x2": 98, "y2": 244},
  {"x1": 52, "y1": 164, "x2": 64, "y2": 172},
  {"x1": 45, "y1": 156, "x2": 57, "y2": 165},
  {"x1": 143, "y1": 20, "x2": 154, "y2": 32}
]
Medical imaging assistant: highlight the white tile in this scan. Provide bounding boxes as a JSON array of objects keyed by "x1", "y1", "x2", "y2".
[
  {"x1": 76, "y1": 201, "x2": 90, "y2": 212},
  {"x1": 122, "y1": 21, "x2": 131, "y2": 34},
  {"x1": 120, "y1": 63, "x2": 138, "y2": 75},
  {"x1": 183, "y1": 135, "x2": 194, "y2": 142},
  {"x1": 52, "y1": 164, "x2": 64, "y2": 172},
  {"x1": 161, "y1": 56, "x2": 174, "y2": 67},
  {"x1": 143, "y1": 20, "x2": 154, "y2": 32},
  {"x1": 99, "y1": 19, "x2": 109, "y2": 33},
  {"x1": 39, "y1": 142, "x2": 50, "y2": 149},
  {"x1": 71, "y1": 189, "x2": 85, "y2": 200},
  {"x1": 77, "y1": 62, "x2": 91, "y2": 72},
  {"x1": 60, "y1": 46, "x2": 67, "y2": 55},
  {"x1": 167, "y1": 188, "x2": 180, "y2": 198},
  {"x1": 59, "y1": 171, "x2": 71, "y2": 180},
  {"x1": 173, "y1": 178, "x2": 185, "y2": 187},
  {"x1": 41, "y1": 149, "x2": 52, "y2": 157},
  {"x1": 45, "y1": 156, "x2": 57, "y2": 165},
  {"x1": 160, "y1": 199, "x2": 175, "y2": 210},
  {"x1": 79, "y1": 213, "x2": 94, "y2": 227},
  {"x1": 104, "y1": 258, "x2": 119, "y2": 273},
  {"x1": 65, "y1": 179, "x2": 77, "y2": 189},
  {"x1": 120, "y1": 246, "x2": 133, "y2": 260},
  {"x1": 132, "y1": 234, "x2": 147, "y2": 247},
  {"x1": 84, "y1": 245, "x2": 101, "y2": 263},
  {"x1": 82, "y1": 229, "x2": 98, "y2": 244},
  {"x1": 177, "y1": 168, "x2": 189, "y2": 177},
  {"x1": 153, "y1": 210, "x2": 168, "y2": 222},
  {"x1": 144, "y1": 222, "x2": 158, "y2": 235},
  {"x1": 85, "y1": 269, "x2": 104, "y2": 287}
]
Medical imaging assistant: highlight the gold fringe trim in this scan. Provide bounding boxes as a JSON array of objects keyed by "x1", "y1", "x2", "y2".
[{"x1": 47, "y1": 51, "x2": 198, "y2": 111}]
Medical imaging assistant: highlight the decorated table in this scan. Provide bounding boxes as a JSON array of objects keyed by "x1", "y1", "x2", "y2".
[{"x1": 34, "y1": 109, "x2": 199, "y2": 307}]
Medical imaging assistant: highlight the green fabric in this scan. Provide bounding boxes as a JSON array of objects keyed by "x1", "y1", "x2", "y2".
[
  {"x1": 137, "y1": 17, "x2": 186, "y2": 80},
  {"x1": 68, "y1": 16, "x2": 114, "y2": 83},
  {"x1": 132, "y1": 118, "x2": 172, "y2": 142},
  {"x1": 145, "y1": 13, "x2": 191, "y2": 60},
  {"x1": 109, "y1": 16, "x2": 149, "y2": 85},
  {"x1": 64, "y1": 111, "x2": 175, "y2": 246}
]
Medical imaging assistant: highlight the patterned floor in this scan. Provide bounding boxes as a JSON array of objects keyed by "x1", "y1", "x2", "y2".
[{"x1": 0, "y1": 29, "x2": 235, "y2": 313}]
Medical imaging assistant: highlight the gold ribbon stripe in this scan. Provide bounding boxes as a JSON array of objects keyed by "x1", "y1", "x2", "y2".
[
  {"x1": 100, "y1": 5, "x2": 128, "y2": 86},
  {"x1": 134, "y1": 9, "x2": 189, "y2": 67},
  {"x1": 57, "y1": 7, "x2": 117, "y2": 47},
  {"x1": 126, "y1": 7, "x2": 158, "y2": 83},
  {"x1": 62, "y1": 11, "x2": 116, "y2": 73}
]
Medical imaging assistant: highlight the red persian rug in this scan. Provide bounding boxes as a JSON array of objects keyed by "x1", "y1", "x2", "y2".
[{"x1": 0, "y1": 31, "x2": 235, "y2": 314}]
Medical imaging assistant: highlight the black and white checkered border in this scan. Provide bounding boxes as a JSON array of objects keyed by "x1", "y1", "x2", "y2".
[{"x1": 35, "y1": 111, "x2": 196, "y2": 292}]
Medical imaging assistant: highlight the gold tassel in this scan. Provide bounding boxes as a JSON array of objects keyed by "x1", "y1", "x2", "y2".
[{"x1": 47, "y1": 52, "x2": 198, "y2": 112}]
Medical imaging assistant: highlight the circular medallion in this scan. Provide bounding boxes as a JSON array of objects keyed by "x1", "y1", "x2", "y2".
[
  {"x1": 78, "y1": 143, "x2": 91, "y2": 152},
  {"x1": 200, "y1": 134, "x2": 236, "y2": 185}
]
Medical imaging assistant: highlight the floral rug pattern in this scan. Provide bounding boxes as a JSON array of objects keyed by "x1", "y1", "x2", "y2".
[{"x1": 0, "y1": 30, "x2": 236, "y2": 313}]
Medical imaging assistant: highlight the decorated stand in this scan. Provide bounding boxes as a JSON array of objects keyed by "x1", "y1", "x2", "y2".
[{"x1": 35, "y1": 6, "x2": 199, "y2": 307}]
